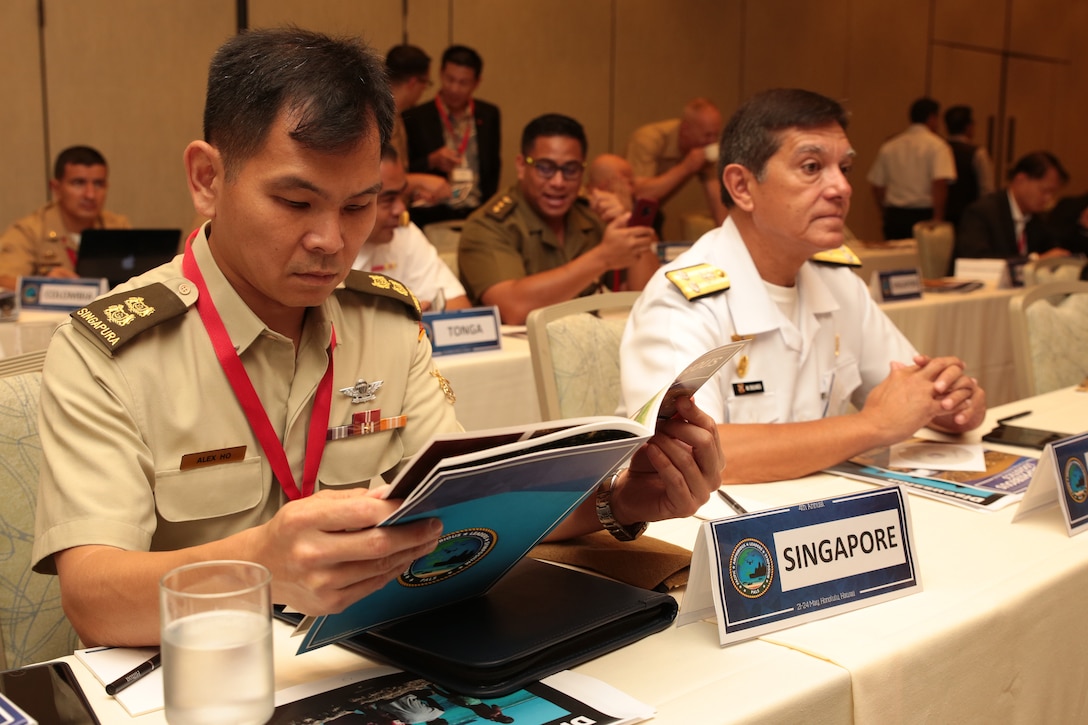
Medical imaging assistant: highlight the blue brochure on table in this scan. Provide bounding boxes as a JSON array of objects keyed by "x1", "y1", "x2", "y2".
[{"x1": 295, "y1": 340, "x2": 748, "y2": 653}]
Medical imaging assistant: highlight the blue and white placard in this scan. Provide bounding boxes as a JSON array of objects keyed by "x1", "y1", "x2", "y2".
[
  {"x1": 422, "y1": 306, "x2": 502, "y2": 356},
  {"x1": 1012, "y1": 432, "x2": 1088, "y2": 535},
  {"x1": 18, "y1": 276, "x2": 107, "y2": 312},
  {"x1": 870, "y1": 268, "x2": 923, "y2": 302},
  {"x1": 679, "y1": 486, "x2": 921, "y2": 645}
]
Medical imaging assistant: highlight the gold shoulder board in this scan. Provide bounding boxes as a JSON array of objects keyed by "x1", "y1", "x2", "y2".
[
  {"x1": 486, "y1": 195, "x2": 517, "y2": 221},
  {"x1": 810, "y1": 245, "x2": 862, "y2": 267},
  {"x1": 665, "y1": 263, "x2": 731, "y2": 301},
  {"x1": 343, "y1": 270, "x2": 422, "y2": 320},
  {"x1": 70, "y1": 280, "x2": 195, "y2": 357}
]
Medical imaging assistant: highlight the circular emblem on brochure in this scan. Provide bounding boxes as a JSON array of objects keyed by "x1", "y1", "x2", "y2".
[
  {"x1": 1063, "y1": 457, "x2": 1087, "y2": 504},
  {"x1": 398, "y1": 528, "x2": 497, "y2": 587},
  {"x1": 729, "y1": 538, "x2": 774, "y2": 598}
]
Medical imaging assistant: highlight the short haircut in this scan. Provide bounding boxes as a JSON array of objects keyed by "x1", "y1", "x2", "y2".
[
  {"x1": 204, "y1": 27, "x2": 394, "y2": 177},
  {"x1": 944, "y1": 105, "x2": 973, "y2": 136},
  {"x1": 1008, "y1": 150, "x2": 1069, "y2": 183},
  {"x1": 909, "y1": 97, "x2": 939, "y2": 124},
  {"x1": 385, "y1": 44, "x2": 431, "y2": 83},
  {"x1": 718, "y1": 88, "x2": 849, "y2": 207},
  {"x1": 380, "y1": 143, "x2": 399, "y2": 164},
  {"x1": 54, "y1": 146, "x2": 107, "y2": 178},
  {"x1": 520, "y1": 114, "x2": 587, "y2": 157},
  {"x1": 441, "y1": 45, "x2": 482, "y2": 77}
]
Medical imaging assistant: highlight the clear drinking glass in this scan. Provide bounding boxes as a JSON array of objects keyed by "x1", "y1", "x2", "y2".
[{"x1": 160, "y1": 560, "x2": 274, "y2": 725}]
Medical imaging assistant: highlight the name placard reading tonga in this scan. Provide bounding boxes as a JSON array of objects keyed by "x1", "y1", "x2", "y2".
[
  {"x1": 680, "y1": 486, "x2": 921, "y2": 645},
  {"x1": 422, "y1": 306, "x2": 501, "y2": 356},
  {"x1": 1012, "y1": 432, "x2": 1088, "y2": 536}
]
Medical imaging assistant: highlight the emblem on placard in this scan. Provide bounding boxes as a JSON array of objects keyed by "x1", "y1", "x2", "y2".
[
  {"x1": 339, "y1": 379, "x2": 383, "y2": 404},
  {"x1": 397, "y1": 528, "x2": 496, "y2": 587},
  {"x1": 1063, "y1": 457, "x2": 1087, "y2": 504},
  {"x1": 729, "y1": 538, "x2": 774, "y2": 598}
]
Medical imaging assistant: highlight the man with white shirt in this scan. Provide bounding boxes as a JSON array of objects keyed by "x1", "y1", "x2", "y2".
[
  {"x1": 955, "y1": 150, "x2": 1070, "y2": 260},
  {"x1": 354, "y1": 144, "x2": 470, "y2": 311},
  {"x1": 621, "y1": 88, "x2": 987, "y2": 485},
  {"x1": 868, "y1": 97, "x2": 957, "y2": 239}
]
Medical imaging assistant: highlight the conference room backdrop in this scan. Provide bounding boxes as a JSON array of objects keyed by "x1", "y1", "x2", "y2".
[{"x1": 1, "y1": 0, "x2": 1085, "y2": 243}]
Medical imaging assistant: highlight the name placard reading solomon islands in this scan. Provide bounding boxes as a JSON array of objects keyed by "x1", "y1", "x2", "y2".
[
  {"x1": 422, "y1": 306, "x2": 502, "y2": 356},
  {"x1": 679, "y1": 486, "x2": 921, "y2": 645}
]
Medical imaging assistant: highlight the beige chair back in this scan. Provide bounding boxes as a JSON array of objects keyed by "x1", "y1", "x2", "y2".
[
  {"x1": 1009, "y1": 280, "x2": 1088, "y2": 398},
  {"x1": 0, "y1": 371, "x2": 79, "y2": 668},
  {"x1": 0, "y1": 350, "x2": 48, "y2": 379},
  {"x1": 422, "y1": 220, "x2": 463, "y2": 278},
  {"x1": 1022, "y1": 256, "x2": 1087, "y2": 286},
  {"x1": 913, "y1": 221, "x2": 955, "y2": 279},
  {"x1": 526, "y1": 292, "x2": 641, "y2": 420}
]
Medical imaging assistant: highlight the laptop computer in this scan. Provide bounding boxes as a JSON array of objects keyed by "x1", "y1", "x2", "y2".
[{"x1": 76, "y1": 228, "x2": 182, "y2": 288}]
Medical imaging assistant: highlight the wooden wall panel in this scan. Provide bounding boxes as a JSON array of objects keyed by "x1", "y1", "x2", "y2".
[
  {"x1": 42, "y1": 0, "x2": 235, "y2": 233},
  {"x1": 447, "y1": 0, "x2": 613, "y2": 199},
  {"x1": 248, "y1": 0, "x2": 403, "y2": 54},
  {"x1": 742, "y1": 0, "x2": 850, "y2": 101},
  {"x1": 932, "y1": 0, "x2": 1006, "y2": 51},
  {"x1": 405, "y1": 0, "x2": 451, "y2": 84},
  {"x1": 844, "y1": 0, "x2": 931, "y2": 241},
  {"x1": 613, "y1": 0, "x2": 742, "y2": 240},
  {"x1": 0, "y1": 0, "x2": 48, "y2": 229}
]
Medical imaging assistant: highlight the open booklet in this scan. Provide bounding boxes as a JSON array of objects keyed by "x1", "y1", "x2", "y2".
[
  {"x1": 294, "y1": 340, "x2": 747, "y2": 653},
  {"x1": 826, "y1": 437, "x2": 1036, "y2": 512}
]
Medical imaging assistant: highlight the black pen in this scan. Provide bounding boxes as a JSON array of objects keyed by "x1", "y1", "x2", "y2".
[
  {"x1": 717, "y1": 489, "x2": 748, "y2": 515},
  {"x1": 105, "y1": 653, "x2": 161, "y2": 696},
  {"x1": 998, "y1": 410, "x2": 1032, "y2": 425}
]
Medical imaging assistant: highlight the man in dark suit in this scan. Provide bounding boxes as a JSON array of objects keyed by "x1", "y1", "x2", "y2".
[
  {"x1": 403, "y1": 45, "x2": 501, "y2": 227},
  {"x1": 955, "y1": 151, "x2": 1070, "y2": 260}
]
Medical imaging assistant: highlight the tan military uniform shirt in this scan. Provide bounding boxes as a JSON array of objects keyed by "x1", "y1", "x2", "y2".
[
  {"x1": 457, "y1": 185, "x2": 604, "y2": 304},
  {"x1": 0, "y1": 201, "x2": 131, "y2": 281},
  {"x1": 626, "y1": 119, "x2": 714, "y2": 192},
  {"x1": 32, "y1": 225, "x2": 459, "y2": 573}
]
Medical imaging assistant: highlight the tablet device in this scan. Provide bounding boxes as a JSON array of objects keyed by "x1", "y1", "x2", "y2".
[{"x1": 1, "y1": 661, "x2": 101, "y2": 724}]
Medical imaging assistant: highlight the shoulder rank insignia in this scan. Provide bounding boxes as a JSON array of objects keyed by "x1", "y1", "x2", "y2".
[
  {"x1": 343, "y1": 270, "x2": 422, "y2": 320},
  {"x1": 665, "y1": 263, "x2": 731, "y2": 301},
  {"x1": 486, "y1": 194, "x2": 517, "y2": 221},
  {"x1": 810, "y1": 245, "x2": 862, "y2": 267},
  {"x1": 70, "y1": 279, "x2": 196, "y2": 356}
]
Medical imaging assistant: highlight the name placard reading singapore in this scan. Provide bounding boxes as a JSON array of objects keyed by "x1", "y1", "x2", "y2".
[
  {"x1": 679, "y1": 486, "x2": 921, "y2": 645},
  {"x1": 422, "y1": 305, "x2": 502, "y2": 356},
  {"x1": 1012, "y1": 432, "x2": 1088, "y2": 536}
]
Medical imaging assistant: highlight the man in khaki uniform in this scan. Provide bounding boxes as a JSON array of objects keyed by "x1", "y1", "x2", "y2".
[
  {"x1": 458, "y1": 113, "x2": 658, "y2": 324},
  {"x1": 0, "y1": 146, "x2": 130, "y2": 289},
  {"x1": 32, "y1": 29, "x2": 725, "y2": 647}
]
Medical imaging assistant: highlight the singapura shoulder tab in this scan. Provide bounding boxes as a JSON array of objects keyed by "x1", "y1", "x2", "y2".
[
  {"x1": 810, "y1": 245, "x2": 862, "y2": 267},
  {"x1": 665, "y1": 263, "x2": 731, "y2": 301},
  {"x1": 486, "y1": 194, "x2": 517, "y2": 221},
  {"x1": 343, "y1": 270, "x2": 422, "y2": 320},
  {"x1": 70, "y1": 279, "x2": 196, "y2": 356}
]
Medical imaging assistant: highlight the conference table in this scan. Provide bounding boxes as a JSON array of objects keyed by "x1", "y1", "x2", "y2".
[
  {"x1": 851, "y1": 239, "x2": 920, "y2": 285},
  {"x1": 58, "y1": 385, "x2": 1088, "y2": 723}
]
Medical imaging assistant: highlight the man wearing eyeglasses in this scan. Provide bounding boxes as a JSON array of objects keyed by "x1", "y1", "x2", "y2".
[{"x1": 458, "y1": 113, "x2": 658, "y2": 324}]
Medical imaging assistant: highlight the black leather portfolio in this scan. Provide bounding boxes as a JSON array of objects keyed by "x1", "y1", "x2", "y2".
[{"x1": 306, "y1": 557, "x2": 678, "y2": 697}]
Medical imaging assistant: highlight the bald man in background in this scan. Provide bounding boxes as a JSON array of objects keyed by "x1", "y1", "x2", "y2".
[{"x1": 626, "y1": 98, "x2": 728, "y2": 225}]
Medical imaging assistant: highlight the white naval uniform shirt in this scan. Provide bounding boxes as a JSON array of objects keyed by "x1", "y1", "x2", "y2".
[
  {"x1": 620, "y1": 219, "x2": 918, "y2": 424},
  {"x1": 353, "y1": 222, "x2": 466, "y2": 303}
]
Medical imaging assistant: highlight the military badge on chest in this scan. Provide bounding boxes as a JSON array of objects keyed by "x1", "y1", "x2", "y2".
[{"x1": 327, "y1": 378, "x2": 407, "y2": 440}]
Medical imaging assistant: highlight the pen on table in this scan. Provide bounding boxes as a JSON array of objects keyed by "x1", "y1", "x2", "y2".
[
  {"x1": 717, "y1": 489, "x2": 748, "y2": 515},
  {"x1": 104, "y1": 652, "x2": 161, "y2": 696},
  {"x1": 998, "y1": 410, "x2": 1032, "y2": 425}
]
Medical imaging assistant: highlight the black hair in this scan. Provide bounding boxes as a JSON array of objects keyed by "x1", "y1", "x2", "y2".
[
  {"x1": 520, "y1": 114, "x2": 587, "y2": 156},
  {"x1": 441, "y1": 45, "x2": 483, "y2": 77},
  {"x1": 1008, "y1": 150, "x2": 1069, "y2": 183},
  {"x1": 53, "y1": 146, "x2": 107, "y2": 179},
  {"x1": 909, "y1": 97, "x2": 939, "y2": 124},
  {"x1": 385, "y1": 44, "x2": 431, "y2": 83},
  {"x1": 204, "y1": 27, "x2": 394, "y2": 177},
  {"x1": 718, "y1": 88, "x2": 848, "y2": 207},
  {"x1": 944, "y1": 105, "x2": 973, "y2": 136}
]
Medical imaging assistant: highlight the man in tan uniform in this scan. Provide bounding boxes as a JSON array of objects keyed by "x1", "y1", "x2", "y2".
[
  {"x1": 32, "y1": 29, "x2": 725, "y2": 647},
  {"x1": 458, "y1": 114, "x2": 658, "y2": 324},
  {"x1": 626, "y1": 98, "x2": 728, "y2": 225},
  {"x1": 0, "y1": 146, "x2": 130, "y2": 289}
]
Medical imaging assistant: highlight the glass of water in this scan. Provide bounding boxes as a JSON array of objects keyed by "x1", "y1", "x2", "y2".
[{"x1": 160, "y1": 560, "x2": 274, "y2": 725}]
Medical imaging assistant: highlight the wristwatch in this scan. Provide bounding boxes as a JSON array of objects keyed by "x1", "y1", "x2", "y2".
[{"x1": 595, "y1": 469, "x2": 647, "y2": 541}]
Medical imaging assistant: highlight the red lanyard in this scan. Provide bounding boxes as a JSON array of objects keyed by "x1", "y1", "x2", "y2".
[
  {"x1": 181, "y1": 233, "x2": 335, "y2": 500},
  {"x1": 435, "y1": 96, "x2": 475, "y2": 157}
]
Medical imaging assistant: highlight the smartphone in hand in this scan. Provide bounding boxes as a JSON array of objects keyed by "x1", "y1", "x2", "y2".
[{"x1": 628, "y1": 198, "x2": 658, "y2": 228}]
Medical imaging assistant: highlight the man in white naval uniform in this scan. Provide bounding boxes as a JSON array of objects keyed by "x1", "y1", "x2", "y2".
[{"x1": 621, "y1": 88, "x2": 987, "y2": 485}]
